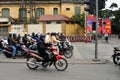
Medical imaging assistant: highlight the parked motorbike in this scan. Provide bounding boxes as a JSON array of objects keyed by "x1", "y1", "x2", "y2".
[
  {"x1": 2, "y1": 43, "x2": 29, "y2": 58},
  {"x1": 58, "y1": 41, "x2": 73, "y2": 58},
  {"x1": 26, "y1": 44, "x2": 68, "y2": 71},
  {"x1": 112, "y1": 46, "x2": 120, "y2": 65}
]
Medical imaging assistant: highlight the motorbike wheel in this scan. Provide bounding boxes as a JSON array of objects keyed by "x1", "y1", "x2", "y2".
[
  {"x1": 70, "y1": 45, "x2": 74, "y2": 51},
  {"x1": 63, "y1": 50, "x2": 73, "y2": 58},
  {"x1": 113, "y1": 53, "x2": 120, "y2": 65},
  {"x1": 54, "y1": 58, "x2": 68, "y2": 71},
  {"x1": 26, "y1": 57, "x2": 38, "y2": 70}
]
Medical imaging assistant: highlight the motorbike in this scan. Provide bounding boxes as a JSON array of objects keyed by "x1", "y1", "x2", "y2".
[
  {"x1": 58, "y1": 41, "x2": 73, "y2": 58},
  {"x1": 2, "y1": 43, "x2": 29, "y2": 58},
  {"x1": 26, "y1": 44, "x2": 68, "y2": 71},
  {"x1": 112, "y1": 46, "x2": 120, "y2": 65}
]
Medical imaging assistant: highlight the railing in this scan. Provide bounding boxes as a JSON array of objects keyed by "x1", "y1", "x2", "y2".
[{"x1": 66, "y1": 35, "x2": 93, "y2": 43}]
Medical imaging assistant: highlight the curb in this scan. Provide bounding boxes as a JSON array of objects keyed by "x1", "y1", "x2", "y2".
[{"x1": 0, "y1": 58, "x2": 109, "y2": 64}]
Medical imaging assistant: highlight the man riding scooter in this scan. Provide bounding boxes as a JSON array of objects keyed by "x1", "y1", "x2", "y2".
[
  {"x1": 7, "y1": 33, "x2": 17, "y2": 59},
  {"x1": 36, "y1": 34, "x2": 51, "y2": 67}
]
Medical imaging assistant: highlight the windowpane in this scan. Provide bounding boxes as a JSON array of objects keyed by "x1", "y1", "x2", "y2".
[
  {"x1": 75, "y1": 6, "x2": 80, "y2": 14},
  {"x1": 19, "y1": 8, "x2": 27, "y2": 18},
  {"x1": 2, "y1": 8, "x2": 10, "y2": 17},
  {"x1": 53, "y1": 8, "x2": 58, "y2": 15},
  {"x1": 36, "y1": 8, "x2": 44, "y2": 18}
]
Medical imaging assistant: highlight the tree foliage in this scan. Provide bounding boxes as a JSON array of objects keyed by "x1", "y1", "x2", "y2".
[
  {"x1": 112, "y1": 9, "x2": 120, "y2": 34},
  {"x1": 109, "y1": 3, "x2": 118, "y2": 9},
  {"x1": 71, "y1": 13, "x2": 85, "y2": 28}
]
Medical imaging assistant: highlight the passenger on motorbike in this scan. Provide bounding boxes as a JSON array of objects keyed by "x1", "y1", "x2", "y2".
[
  {"x1": 51, "y1": 33, "x2": 61, "y2": 46},
  {"x1": 7, "y1": 33, "x2": 17, "y2": 59}
]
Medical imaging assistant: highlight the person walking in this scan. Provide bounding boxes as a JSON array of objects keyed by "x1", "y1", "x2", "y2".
[{"x1": 104, "y1": 33, "x2": 109, "y2": 43}]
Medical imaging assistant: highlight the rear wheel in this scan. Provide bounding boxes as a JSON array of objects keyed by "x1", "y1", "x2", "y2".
[
  {"x1": 63, "y1": 50, "x2": 73, "y2": 58},
  {"x1": 54, "y1": 58, "x2": 68, "y2": 71},
  {"x1": 26, "y1": 57, "x2": 38, "y2": 70}
]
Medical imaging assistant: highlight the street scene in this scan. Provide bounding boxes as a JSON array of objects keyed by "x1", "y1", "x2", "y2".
[{"x1": 0, "y1": 0, "x2": 120, "y2": 80}]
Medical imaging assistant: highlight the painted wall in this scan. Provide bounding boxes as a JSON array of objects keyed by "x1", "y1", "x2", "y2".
[
  {"x1": 27, "y1": 24, "x2": 43, "y2": 34},
  {"x1": 11, "y1": 24, "x2": 24, "y2": 36},
  {"x1": 46, "y1": 22, "x2": 62, "y2": 33}
]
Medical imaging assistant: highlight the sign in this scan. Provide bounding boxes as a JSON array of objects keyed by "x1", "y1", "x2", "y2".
[
  {"x1": 102, "y1": 19, "x2": 111, "y2": 34},
  {"x1": 86, "y1": 15, "x2": 111, "y2": 34}
]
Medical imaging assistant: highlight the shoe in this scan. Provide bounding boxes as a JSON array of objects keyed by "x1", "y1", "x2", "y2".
[
  {"x1": 42, "y1": 62, "x2": 49, "y2": 68},
  {"x1": 12, "y1": 56, "x2": 16, "y2": 59}
]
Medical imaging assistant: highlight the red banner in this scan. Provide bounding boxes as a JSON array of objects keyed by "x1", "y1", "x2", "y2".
[
  {"x1": 102, "y1": 19, "x2": 111, "y2": 34},
  {"x1": 86, "y1": 15, "x2": 111, "y2": 34}
]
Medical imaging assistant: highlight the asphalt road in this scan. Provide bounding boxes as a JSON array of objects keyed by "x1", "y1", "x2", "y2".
[{"x1": 0, "y1": 63, "x2": 120, "y2": 80}]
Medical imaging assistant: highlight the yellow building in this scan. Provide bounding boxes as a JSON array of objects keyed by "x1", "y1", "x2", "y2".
[{"x1": 0, "y1": 0, "x2": 85, "y2": 37}]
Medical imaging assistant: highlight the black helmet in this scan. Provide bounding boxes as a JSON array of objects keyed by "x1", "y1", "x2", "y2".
[{"x1": 39, "y1": 34, "x2": 45, "y2": 41}]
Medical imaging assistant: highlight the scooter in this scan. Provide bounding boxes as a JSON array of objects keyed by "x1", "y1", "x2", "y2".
[
  {"x1": 2, "y1": 43, "x2": 29, "y2": 58},
  {"x1": 26, "y1": 44, "x2": 68, "y2": 71},
  {"x1": 112, "y1": 46, "x2": 120, "y2": 65},
  {"x1": 58, "y1": 41, "x2": 73, "y2": 58}
]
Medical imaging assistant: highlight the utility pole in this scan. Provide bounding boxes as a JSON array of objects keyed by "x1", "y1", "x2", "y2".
[{"x1": 93, "y1": 0, "x2": 100, "y2": 61}]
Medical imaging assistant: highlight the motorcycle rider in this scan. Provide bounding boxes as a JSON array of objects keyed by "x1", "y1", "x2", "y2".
[
  {"x1": 31, "y1": 32, "x2": 39, "y2": 41},
  {"x1": 37, "y1": 34, "x2": 51, "y2": 67},
  {"x1": 7, "y1": 32, "x2": 17, "y2": 59},
  {"x1": 22, "y1": 33, "x2": 30, "y2": 48}
]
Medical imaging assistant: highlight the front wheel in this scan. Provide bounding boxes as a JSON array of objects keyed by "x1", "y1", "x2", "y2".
[
  {"x1": 26, "y1": 57, "x2": 38, "y2": 70},
  {"x1": 113, "y1": 53, "x2": 120, "y2": 65},
  {"x1": 54, "y1": 58, "x2": 68, "y2": 71}
]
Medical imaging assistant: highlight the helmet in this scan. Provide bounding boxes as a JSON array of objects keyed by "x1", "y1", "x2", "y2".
[
  {"x1": 32, "y1": 32, "x2": 35, "y2": 36},
  {"x1": 39, "y1": 34, "x2": 45, "y2": 41}
]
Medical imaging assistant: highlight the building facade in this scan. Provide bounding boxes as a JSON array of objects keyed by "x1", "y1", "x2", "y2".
[{"x1": 0, "y1": 0, "x2": 85, "y2": 37}]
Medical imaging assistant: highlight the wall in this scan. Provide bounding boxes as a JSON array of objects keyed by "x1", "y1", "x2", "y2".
[
  {"x1": 46, "y1": 22, "x2": 62, "y2": 33},
  {"x1": 27, "y1": 24, "x2": 43, "y2": 34},
  {"x1": 11, "y1": 24, "x2": 24, "y2": 36},
  {"x1": 65, "y1": 23, "x2": 85, "y2": 35}
]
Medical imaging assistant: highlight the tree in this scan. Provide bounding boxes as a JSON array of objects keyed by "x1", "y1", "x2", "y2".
[
  {"x1": 71, "y1": 13, "x2": 85, "y2": 28},
  {"x1": 109, "y1": 3, "x2": 118, "y2": 10},
  {"x1": 111, "y1": 9, "x2": 120, "y2": 34}
]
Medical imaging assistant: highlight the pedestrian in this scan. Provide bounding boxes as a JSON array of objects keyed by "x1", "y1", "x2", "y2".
[
  {"x1": 84, "y1": 34, "x2": 88, "y2": 43},
  {"x1": 104, "y1": 33, "x2": 109, "y2": 43}
]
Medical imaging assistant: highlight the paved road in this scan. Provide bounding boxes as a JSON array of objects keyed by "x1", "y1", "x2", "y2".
[{"x1": 0, "y1": 63, "x2": 120, "y2": 80}]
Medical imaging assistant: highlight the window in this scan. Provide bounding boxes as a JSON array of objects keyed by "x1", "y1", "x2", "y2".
[
  {"x1": 75, "y1": 6, "x2": 80, "y2": 14},
  {"x1": 36, "y1": 8, "x2": 45, "y2": 18},
  {"x1": 19, "y1": 8, "x2": 27, "y2": 18},
  {"x1": 66, "y1": 8, "x2": 70, "y2": 11},
  {"x1": 56, "y1": 21, "x2": 61, "y2": 24},
  {"x1": 53, "y1": 8, "x2": 58, "y2": 15},
  {"x1": 46, "y1": 21, "x2": 51, "y2": 24},
  {"x1": 2, "y1": 8, "x2": 10, "y2": 17},
  {"x1": 0, "y1": 26, "x2": 8, "y2": 37}
]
